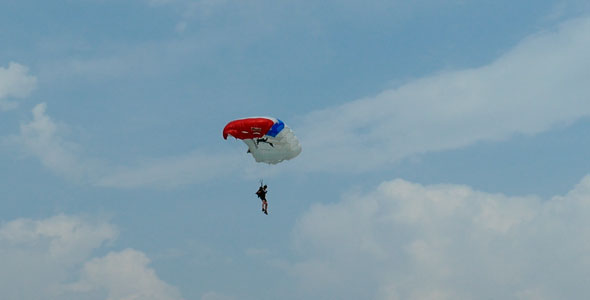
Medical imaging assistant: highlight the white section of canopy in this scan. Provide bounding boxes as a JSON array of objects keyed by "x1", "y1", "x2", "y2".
[{"x1": 242, "y1": 125, "x2": 301, "y2": 164}]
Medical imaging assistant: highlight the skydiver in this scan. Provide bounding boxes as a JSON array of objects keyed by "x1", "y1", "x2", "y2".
[
  {"x1": 256, "y1": 185, "x2": 268, "y2": 215},
  {"x1": 255, "y1": 137, "x2": 274, "y2": 147}
]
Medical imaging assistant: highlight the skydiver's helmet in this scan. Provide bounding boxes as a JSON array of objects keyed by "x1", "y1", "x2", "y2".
[{"x1": 263, "y1": 185, "x2": 267, "y2": 189}]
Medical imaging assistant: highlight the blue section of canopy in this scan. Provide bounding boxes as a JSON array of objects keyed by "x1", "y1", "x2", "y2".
[{"x1": 266, "y1": 119, "x2": 285, "y2": 137}]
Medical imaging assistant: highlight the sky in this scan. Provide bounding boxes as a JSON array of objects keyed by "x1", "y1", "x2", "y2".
[{"x1": 2, "y1": 1, "x2": 590, "y2": 299}]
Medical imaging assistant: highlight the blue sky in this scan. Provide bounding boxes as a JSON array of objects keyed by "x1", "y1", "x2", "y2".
[{"x1": 2, "y1": 1, "x2": 590, "y2": 299}]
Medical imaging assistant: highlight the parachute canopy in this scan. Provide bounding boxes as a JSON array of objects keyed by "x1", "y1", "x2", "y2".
[{"x1": 223, "y1": 117, "x2": 301, "y2": 164}]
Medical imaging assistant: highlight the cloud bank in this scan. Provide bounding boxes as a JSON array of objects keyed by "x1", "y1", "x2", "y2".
[
  {"x1": 0, "y1": 214, "x2": 184, "y2": 300},
  {"x1": 0, "y1": 62, "x2": 37, "y2": 111},
  {"x1": 297, "y1": 16, "x2": 590, "y2": 171},
  {"x1": 290, "y1": 175, "x2": 590, "y2": 299}
]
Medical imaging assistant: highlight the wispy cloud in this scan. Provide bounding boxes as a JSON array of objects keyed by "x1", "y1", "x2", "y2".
[
  {"x1": 0, "y1": 62, "x2": 37, "y2": 111},
  {"x1": 13, "y1": 103, "x2": 104, "y2": 183},
  {"x1": 95, "y1": 150, "x2": 242, "y2": 188},
  {"x1": 145, "y1": 0, "x2": 230, "y2": 32},
  {"x1": 200, "y1": 291, "x2": 236, "y2": 300},
  {"x1": 296, "y1": 16, "x2": 590, "y2": 172},
  {"x1": 290, "y1": 175, "x2": 590, "y2": 299},
  {"x1": 11, "y1": 103, "x2": 241, "y2": 188}
]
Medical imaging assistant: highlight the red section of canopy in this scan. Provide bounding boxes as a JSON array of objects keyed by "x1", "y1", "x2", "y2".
[{"x1": 223, "y1": 118, "x2": 275, "y2": 140}]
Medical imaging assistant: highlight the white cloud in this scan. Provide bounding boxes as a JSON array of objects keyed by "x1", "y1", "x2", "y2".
[
  {"x1": 0, "y1": 214, "x2": 118, "y2": 262},
  {"x1": 289, "y1": 175, "x2": 590, "y2": 299},
  {"x1": 67, "y1": 249, "x2": 184, "y2": 300},
  {"x1": 0, "y1": 214, "x2": 117, "y2": 299},
  {"x1": 0, "y1": 214, "x2": 184, "y2": 300},
  {"x1": 0, "y1": 62, "x2": 37, "y2": 111},
  {"x1": 296, "y1": 16, "x2": 590, "y2": 171}
]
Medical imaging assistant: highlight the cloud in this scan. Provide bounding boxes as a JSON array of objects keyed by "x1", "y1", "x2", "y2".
[
  {"x1": 11, "y1": 103, "x2": 241, "y2": 188},
  {"x1": 0, "y1": 214, "x2": 118, "y2": 262},
  {"x1": 144, "y1": 0, "x2": 230, "y2": 32},
  {"x1": 0, "y1": 214, "x2": 184, "y2": 300},
  {"x1": 95, "y1": 150, "x2": 242, "y2": 188},
  {"x1": 200, "y1": 291, "x2": 236, "y2": 300},
  {"x1": 148, "y1": 0, "x2": 176, "y2": 5},
  {"x1": 0, "y1": 214, "x2": 117, "y2": 299},
  {"x1": 66, "y1": 249, "x2": 184, "y2": 300},
  {"x1": 289, "y1": 175, "x2": 590, "y2": 299},
  {"x1": 13, "y1": 103, "x2": 104, "y2": 182},
  {"x1": 0, "y1": 62, "x2": 37, "y2": 111},
  {"x1": 296, "y1": 16, "x2": 590, "y2": 171}
]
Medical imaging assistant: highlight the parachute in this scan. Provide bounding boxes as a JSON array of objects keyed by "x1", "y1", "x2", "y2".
[{"x1": 223, "y1": 117, "x2": 302, "y2": 164}]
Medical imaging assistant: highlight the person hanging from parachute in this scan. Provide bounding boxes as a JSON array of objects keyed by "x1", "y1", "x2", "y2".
[
  {"x1": 223, "y1": 117, "x2": 301, "y2": 214},
  {"x1": 255, "y1": 137, "x2": 273, "y2": 147},
  {"x1": 256, "y1": 183, "x2": 269, "y2": 215}
]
